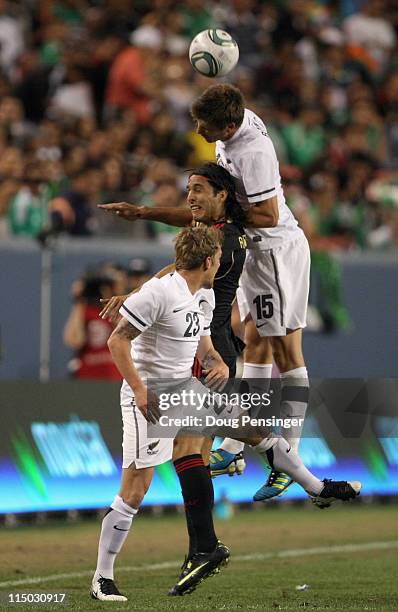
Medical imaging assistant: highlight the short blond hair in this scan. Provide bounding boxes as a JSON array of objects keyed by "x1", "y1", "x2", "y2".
[{"x1": 174, "y1": 226, "x2": 222, "y2": 271}]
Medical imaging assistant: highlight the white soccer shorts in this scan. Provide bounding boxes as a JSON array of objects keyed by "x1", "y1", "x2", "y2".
[
  {"x1": 237, "y1": 234, "x2": 310, "y2": 337},
  {"x1": 121, "y1": 377, "x2": 249, "y2": 468},
  {"x1": 121, "y1": 397, "x2": 173, "y2": 469}
]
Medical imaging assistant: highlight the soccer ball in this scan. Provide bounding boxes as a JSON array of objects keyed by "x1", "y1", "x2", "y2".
[{"x1": 189, "y1": 29, "x2": 239, "y2": 78}]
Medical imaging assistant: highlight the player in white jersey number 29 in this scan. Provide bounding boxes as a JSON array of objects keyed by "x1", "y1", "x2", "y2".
[
  {"x1": 90, "y1": 226, "x2": 361, "y2": 601},
  {"x1": 192, "y1": 84, "x2": 312, "y2": 501}
]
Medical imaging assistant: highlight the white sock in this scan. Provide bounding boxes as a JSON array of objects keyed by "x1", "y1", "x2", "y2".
[
  {"x1": 220, "y1": 364, "x2": 273, "y2": 455},
  {"x1": 254, "y1": 436, "x2": 323, "y2": 495},
  {"x1": 280, "y1": 367, "x2": 309, "y2": 453},
  {"x1": 220, "y1": 438, "x2": 245, "y2": 454},
  {"x1": 94, "y1": 495, "x2": 137, "y2": 581},
  {"x1": 242, "y1": 363, "x2": 273, "y2": 378}
]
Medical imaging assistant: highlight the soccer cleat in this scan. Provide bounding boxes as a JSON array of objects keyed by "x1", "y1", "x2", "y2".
[
  {"x1": 310, "y1": 479, "x2": 362, "y2": 509},
  {"x1": 209, "y1": 449, "x2": 246, "y2": 477},
  {"x1": 177, "y1": 555, "x2": 193, "y2": 582},
  {"x1": 90, "y1": 575, "x2": 127, "y2": 601},
  {"x1": 177, "y1": 551, "x2": 221, "y2": 583},
  {"x1": 168, "y1": 542, "x2": 230, "y2": 596},
  {"x1": 253, "y1": 470, "x2": 294, "y2": 501}
]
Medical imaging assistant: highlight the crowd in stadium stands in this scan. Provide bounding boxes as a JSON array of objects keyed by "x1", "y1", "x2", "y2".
[{"x1": 0, "y1": 0, "x2": 397, "y2": 250}]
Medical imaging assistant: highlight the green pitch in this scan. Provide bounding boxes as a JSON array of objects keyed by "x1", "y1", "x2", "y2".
[{"x1": 0, "y1": 504, "x2": 397, "y2": 611}]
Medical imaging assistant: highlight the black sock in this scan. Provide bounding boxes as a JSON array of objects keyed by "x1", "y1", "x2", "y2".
[
  {"x1": 174, "y1": 454, "x2": 217, "y2": 554},
  {"x1": 185, "y1": 507, "x2": 198, "y2": 558},
  {"x1": 205, "y1": 464, "x2": 214, "y2": 507}
]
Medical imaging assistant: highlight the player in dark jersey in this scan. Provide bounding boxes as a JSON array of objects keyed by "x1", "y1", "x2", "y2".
[
  {"x1": 99, "y1": 162, "x2": 247, "y2": 379},
  {"x1": 98, "y1": 163, "x2": 247, "y2": 594}
]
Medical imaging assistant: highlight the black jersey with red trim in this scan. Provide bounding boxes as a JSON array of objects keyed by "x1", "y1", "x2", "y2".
[
  {"x1": 212, "y1": 222, "x2": 246, "y2": 331},
  {"x1": 192, "y1": 221, "x2": 246, "y2": 378},
  {"x1": 210, "y1": 221, "x2": 246, "y2": 364}
]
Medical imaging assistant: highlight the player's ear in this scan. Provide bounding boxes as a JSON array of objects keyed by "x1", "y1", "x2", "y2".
[
  {"x1": 218, "y1": 189, "x2": 227, "y2": 204},
  {"x1": 225, "y1": 123, "x2": 236, "y2": 138},
  {"x1": 204, "y1": 256, "x2": 212, "y2": 271}
]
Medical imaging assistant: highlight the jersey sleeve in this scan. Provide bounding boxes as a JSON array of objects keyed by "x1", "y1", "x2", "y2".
[
  {"x1": 119, "y1": 278, "x2": 165, "y2": 332},
  {"x1": 238, "y1": 149, "x2": 278, "y2": 203}
]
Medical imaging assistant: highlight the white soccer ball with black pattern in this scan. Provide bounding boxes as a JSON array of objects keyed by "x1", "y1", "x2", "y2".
[{"x1": 189, "y1": 29, "x2": 239, "y2": 78}]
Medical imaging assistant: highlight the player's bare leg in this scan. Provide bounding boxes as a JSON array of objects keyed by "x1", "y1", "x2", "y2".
[
  {"x1": 91, "y1": 464, "x2": 154, "y2": 601},
  {"x1": 210, "y1": 318, "x2": 272, "y2": 477},
  {"x1": 253, "y1": 328, "x2": 309, "y2": 501}
]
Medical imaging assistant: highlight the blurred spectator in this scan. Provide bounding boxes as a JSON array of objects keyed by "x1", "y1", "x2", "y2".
[
  {"x1": 127, "y1": 257, "x2": 152, "y2": 291},
  {"x1": 282, "y1": 104, "x2": 327, "y2": 168},
  {"x1": 343, "y1": 0, "x2": 397, "y2": 75},
  {"x1": 105, "y1": 29, "x2": 160, "y2": 124},
  {"x1": 63, "y1": 263, "x2": 127, "y2": 380},
  {"x1": 5, "y1": 161, "x2": 49, "y2": 237},
  {"x1": 146, "y1": 180, "x2": 186, "y2": 244},
  {"x1": 308, "y1": 168, "x2": 365, "y2": 249},
  {"x1": 44, "y1": 167, "x2": 97, "y2": 240},
  {"x1": 0, "y1": 0, "x2": 24, "y2": 77},
  {"x1": 220, "y1": 0, "x2": 264, "y2": 69}
]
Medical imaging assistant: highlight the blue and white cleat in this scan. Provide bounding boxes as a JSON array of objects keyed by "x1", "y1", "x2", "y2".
[
  {"x1": 253, "y1": 470, "x2": 294, "y2": 501},
  {"x1": 209, "y1": 450, "x2": 246, "y2": 477}
]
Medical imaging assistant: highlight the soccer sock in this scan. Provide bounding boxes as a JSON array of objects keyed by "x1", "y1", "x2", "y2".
[
  {"x1": 220, "y1": 363, "x2": 273, "y2": 455},
  {"x1": 242, "y1": 362, "x2": 273, "y2": 379},
  {"x1": 254, "y1": 436, "x2": 323, "y2": 495},
  {"x1": 280, "y1": 367, "x2": 309, "y2": 452},
  {"x1": 220, "y1": 438, "x2": 244, "y2": 454},
  {"x1": 95, "y1": 495, "x2": 137, "y2": 580},
  {"x1": 184, "y1": 464, "x2": 214, "y2": 558},
  {"x1": 174, "y1": 454, "x2": 217, "y2": 554}
]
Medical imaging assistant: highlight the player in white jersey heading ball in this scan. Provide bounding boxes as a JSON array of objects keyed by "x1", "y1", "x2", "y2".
[{"x1": 191, "y1": 84, "x2": 311, "y2": 500}]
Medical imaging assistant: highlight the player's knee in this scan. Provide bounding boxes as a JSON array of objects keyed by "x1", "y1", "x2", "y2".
[
  {"x1": 121, "y1": 485, "x2": 147, "y2": 509},
  {"x1": 200, "y1": 437, "x2": 213, "y2": 462},
  {"x1": 173, "y1": 436, "x2": 203, "y2": 460},
  {"x1": 245, "y1": 339, "x2": 271, "y2": 364},
  {"x1": 120, "y1": 470, "x2": 151, "y2": 508},
  {"x1": 271, "y1": 339, "x2": 303, "y2": 372}
]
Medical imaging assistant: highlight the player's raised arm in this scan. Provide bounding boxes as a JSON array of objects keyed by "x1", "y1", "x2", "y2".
[
  {"x1": 98, "y1": 202, "x2": 193, "y2": 227},
  {"x1": 107, "y1": 318, "x2": 160, "y2": 423}
]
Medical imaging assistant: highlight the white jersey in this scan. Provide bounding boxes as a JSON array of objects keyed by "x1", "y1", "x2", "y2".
[
  {"x1": 216, "y1": 109, "x2": 303, "y2": 250},
  {"x1": 119, "y1": 272, "x2": 214, "y2": 400}
]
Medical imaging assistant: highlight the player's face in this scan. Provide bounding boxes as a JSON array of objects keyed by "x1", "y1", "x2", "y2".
[
  {"x1": 194, "y1": 119, "x2": 234, "y2": 143},
  {"x1": 187, "y1": 175, "x2": 225, "y2": 223},
  {"x1": 202, "y1": 246, "x2": 222, "y2": 289}
]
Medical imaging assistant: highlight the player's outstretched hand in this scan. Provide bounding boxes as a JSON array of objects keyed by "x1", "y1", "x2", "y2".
[
  {"x1": 97, "y1": 202, "x2": 145, "y2": 220},
  {"x1": 203, "y1": 361, "x2": 229, "y2": 392},
  {"x1": 134, "y1": 386, "x2": 161, "y2": 424},
  {"x1": 100, "y1": 295, "x2": 128, "y2": 322}
]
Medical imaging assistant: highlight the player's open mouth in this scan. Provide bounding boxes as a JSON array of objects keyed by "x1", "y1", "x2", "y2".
[{"x1": 190, "y1": 206, "x2": 202, "y2": 212}]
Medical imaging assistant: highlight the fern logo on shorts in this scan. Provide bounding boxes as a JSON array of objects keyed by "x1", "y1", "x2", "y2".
[{"x1": 147, "y1": 440, "x2": 160, "y2": 455}]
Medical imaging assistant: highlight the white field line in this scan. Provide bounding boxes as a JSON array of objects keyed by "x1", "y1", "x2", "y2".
[{"x1": 1, "y1": 540, "x2": 397, "y2": 589}]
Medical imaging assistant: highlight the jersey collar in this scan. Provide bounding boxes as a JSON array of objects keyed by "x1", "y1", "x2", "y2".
[{"x1": 174, "y1": 270, "x2": 195, "y2": 296}]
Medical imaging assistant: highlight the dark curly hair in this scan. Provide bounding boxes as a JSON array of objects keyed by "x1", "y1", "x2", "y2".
[{"x1": 188, "y1": 162, "x2": 246, "y2": 228}]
